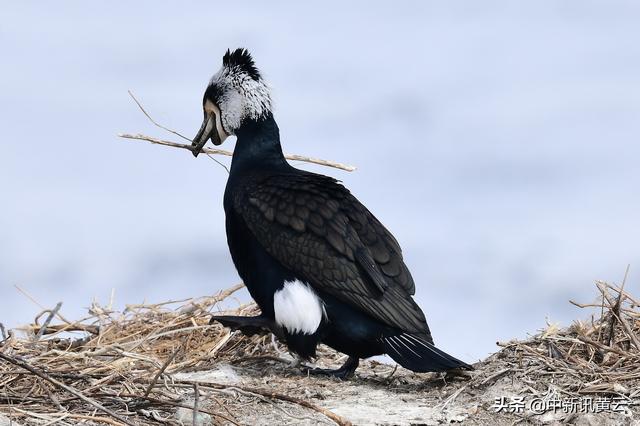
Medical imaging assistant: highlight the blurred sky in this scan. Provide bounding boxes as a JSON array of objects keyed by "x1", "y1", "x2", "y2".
[{"x1": 1, "y1": 1, "x2": 639, "y2": 362}]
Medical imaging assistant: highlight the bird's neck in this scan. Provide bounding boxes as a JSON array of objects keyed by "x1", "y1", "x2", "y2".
[{"x1": 231, "y1": 112, "x2": 289, "y2": 174}]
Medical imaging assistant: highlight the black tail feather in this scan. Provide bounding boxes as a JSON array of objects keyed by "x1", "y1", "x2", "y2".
[{"x1": 383, "y1": 333, "x2": 472, "y2": 372}]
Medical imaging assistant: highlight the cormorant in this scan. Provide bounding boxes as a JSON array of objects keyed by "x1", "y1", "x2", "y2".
[{"x1": 192, "y1": 48, "x2": 471, "y2": 378}]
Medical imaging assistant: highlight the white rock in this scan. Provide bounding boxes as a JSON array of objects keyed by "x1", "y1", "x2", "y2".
[
  {"x1": 0, "y1": 414, "x2": 24, "y2": 426},
  {"x1": 174, "y1": 364, "x2": 240, "y2": 384}
]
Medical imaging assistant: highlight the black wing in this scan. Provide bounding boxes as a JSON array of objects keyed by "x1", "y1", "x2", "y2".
[{"x1": 233, "y1": 171, "x2": 430, "y2": 336}]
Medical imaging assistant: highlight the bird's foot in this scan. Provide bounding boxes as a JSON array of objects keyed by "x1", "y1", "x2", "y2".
[
  {"x1": 209, "y1": 315, "x2": 272, "y2": 336},
  {"x1": 444, "y1": 367, "x2": 474, "y2": 380},
  {"x1": 302, "y1": 356, "x2": 359, "y2": 380}
]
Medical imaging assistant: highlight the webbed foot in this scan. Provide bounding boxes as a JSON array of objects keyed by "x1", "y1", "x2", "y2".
[{"x1": 302, "y1": 356, "x2": 359, "y2": 379}]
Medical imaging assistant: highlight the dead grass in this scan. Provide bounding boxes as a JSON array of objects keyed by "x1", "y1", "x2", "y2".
[
  {"x1": 0, "y1": 284, "x2": 350, "y2": 425},
  {"x1": 487, "y1": 279, "x2": 640, "y2": 398},
  {"x1": 0, "y1": 278, "x2": 639, "y2": 425}
]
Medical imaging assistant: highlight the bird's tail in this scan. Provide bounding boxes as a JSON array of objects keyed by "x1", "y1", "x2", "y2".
[{"x1": 382, "y1": 333, "x2": 472, "y2": 372}]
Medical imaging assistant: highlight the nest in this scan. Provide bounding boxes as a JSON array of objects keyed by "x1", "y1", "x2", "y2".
[
  {"x1": 1, "y1": 279, "x2": 639, "y2": 425},
  {"x1": 0, "y1": 284, "x2": 349, "y2": 425},
  {"x1": 481, "y1": 279, "x2": 640, "y2": 403}
]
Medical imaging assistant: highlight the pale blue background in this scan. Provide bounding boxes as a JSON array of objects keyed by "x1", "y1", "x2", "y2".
[{"x1": 1, "y1": 1, "x2": 639, "y2": 362}]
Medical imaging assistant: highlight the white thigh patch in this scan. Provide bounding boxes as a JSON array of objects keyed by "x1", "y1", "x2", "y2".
[{"x1": 273, "y1": 280, "x2": 325, "y2": 335}]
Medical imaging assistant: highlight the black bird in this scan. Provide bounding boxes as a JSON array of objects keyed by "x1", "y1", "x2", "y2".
[{"x1": 192, "y1": 48, "x2": 471, "y2": 378}]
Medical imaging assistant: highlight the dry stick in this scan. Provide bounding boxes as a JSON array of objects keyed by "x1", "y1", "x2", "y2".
[
  {"x1": 97, "y1": 392, "x2": 241, "y2": 426},
  {"x1": 2, "y1": 373, "x2": 15, "y2": 426},
  {"x1": 209, "y1": 393, "x2": 237, "y2": 424},
  {"x1": 118, "y1": 133, "x2": 357, "y2": 172},
  {"x1": 611, "y1": 282, "x2": 640, "y2": 308},
  {"x1": 59, "y1": 414, "x2": 125, "y2": 426},
  {"x1": 439, "y1": 385, "x2": 467, "y2": 411},
  {"x1": 607, "y1": 265, "x2": 631, "y2": 346},
  {"x1": 128, "y1": 90, "x2": 192, "y2": 142},
  {"x1": 45, "y1": 386, "x2": 65, "y2": 412},
  {"x1": 611, "y1": 266, "x2": 640, "y2": 350},
  {"x1": 225, "y1": 386, "x2": 320, "y2": 424},
  {"x1": 143, "y1": 338, "x2": 185, "y2": 397},
  {"x1": 41, "y1": 412, "x2": 71, "y2": 426},
  {"x1": 596, "y1": 281, "x2": 618, "y2": 347},
  {"x1": 10, "y1": 410, "x2": 125, "y2": 426},
  {"x1": 569, "y1": 300, "x2": 638, "y2": 316},
  {"x1": 0, "y1": 352, "x2": 136, "y2": 426},
  {"x1": 124, "y1": 91, "x2": 356, "y2": 172},
  {"x1": 595, "y1": 283, "x2": 607, "y2": 346},
  {"x1": 4, "y1": 407, "x2": 57, "y2": 423},
  {"x1": 35, "y1": 302, "x2": 63, "y2": 341},
  {"x1": 28, "y1": 323, "x2": 100, "y2": 335},
  {"x1": 127, "y1": 91, "x2": 231, "y2": 173},
  {"x1": 478, "y1": 367, "x2": 511, "y2": 387},
  {"x1": 14, "y1": 285, "x2": 71, "y2": 325},
  {"x1": 167, "y1": 379, "x2": 352, "y2": 426},
  {"x1": 576, "y1": 335, "x2": 628, "y2": 357},
  {"x1": 282, "y1": 153, "x2": 356, "y2": 172},
  {"x1": 198, "y1": 282, "x2": 245, "y2": 314},
  {"x1": 192, "y1": 383, "x2": 200, "y2": 426},
  {"x1": 385, "y1": 363, "x2": 398, "y2": 380},
  {"x1": 612, "y1": 308, "x2": 640, "y2": 351}
]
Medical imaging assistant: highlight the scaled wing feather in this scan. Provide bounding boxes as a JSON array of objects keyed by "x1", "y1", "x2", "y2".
[{"x1": 236, "y1": 172, "x2": 427, "y2": 335}]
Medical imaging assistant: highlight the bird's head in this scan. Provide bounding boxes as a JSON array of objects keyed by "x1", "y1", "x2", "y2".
[{"x1": 191, "y1": 48, "x2": 272, "y2": 157}]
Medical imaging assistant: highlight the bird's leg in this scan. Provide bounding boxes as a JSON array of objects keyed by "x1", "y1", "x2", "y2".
[
  {"x1": 209, "y1": 314, "x2": 276, "y2": 337},
  {"x1": 302, "y1": 356, "x2": 359, "y2": 379}
]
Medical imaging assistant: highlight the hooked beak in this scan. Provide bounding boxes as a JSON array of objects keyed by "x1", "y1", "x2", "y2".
[{"x1": 191, "y1": 112, "x2": 222, "y2": 157}]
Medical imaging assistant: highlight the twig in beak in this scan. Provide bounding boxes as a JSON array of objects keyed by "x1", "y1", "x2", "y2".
[
  {"x1": 121, "y1": 91, "x2": 357, "y2": 172},
  {"x1": 118, "y1": 133, "x2": 357, "y2": 172}
]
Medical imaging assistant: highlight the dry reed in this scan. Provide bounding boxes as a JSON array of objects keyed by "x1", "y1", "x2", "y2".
[{"x1": 0, "y1": 284, "x2": 351, "y2": 425}]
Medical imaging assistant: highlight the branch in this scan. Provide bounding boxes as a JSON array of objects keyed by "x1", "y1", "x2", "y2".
[
  {"x1": 127, "y1": 90, "x2": 192, "y2": 142},
  {"x1": 143, "y1": 338, "x2": 184, "y2": 397},
  {"x1": 34, "y1": 302, "x2": 62, "y2": 341},
  {"x1": 121, "y1": 90, "x2": 356, "y2": 172},
  {"x1": 118, "y1": 133, "x2": 356, "y2": 172},
  {"x1": 0, "y1": 352, "x2": 137, "y2": 426}
]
